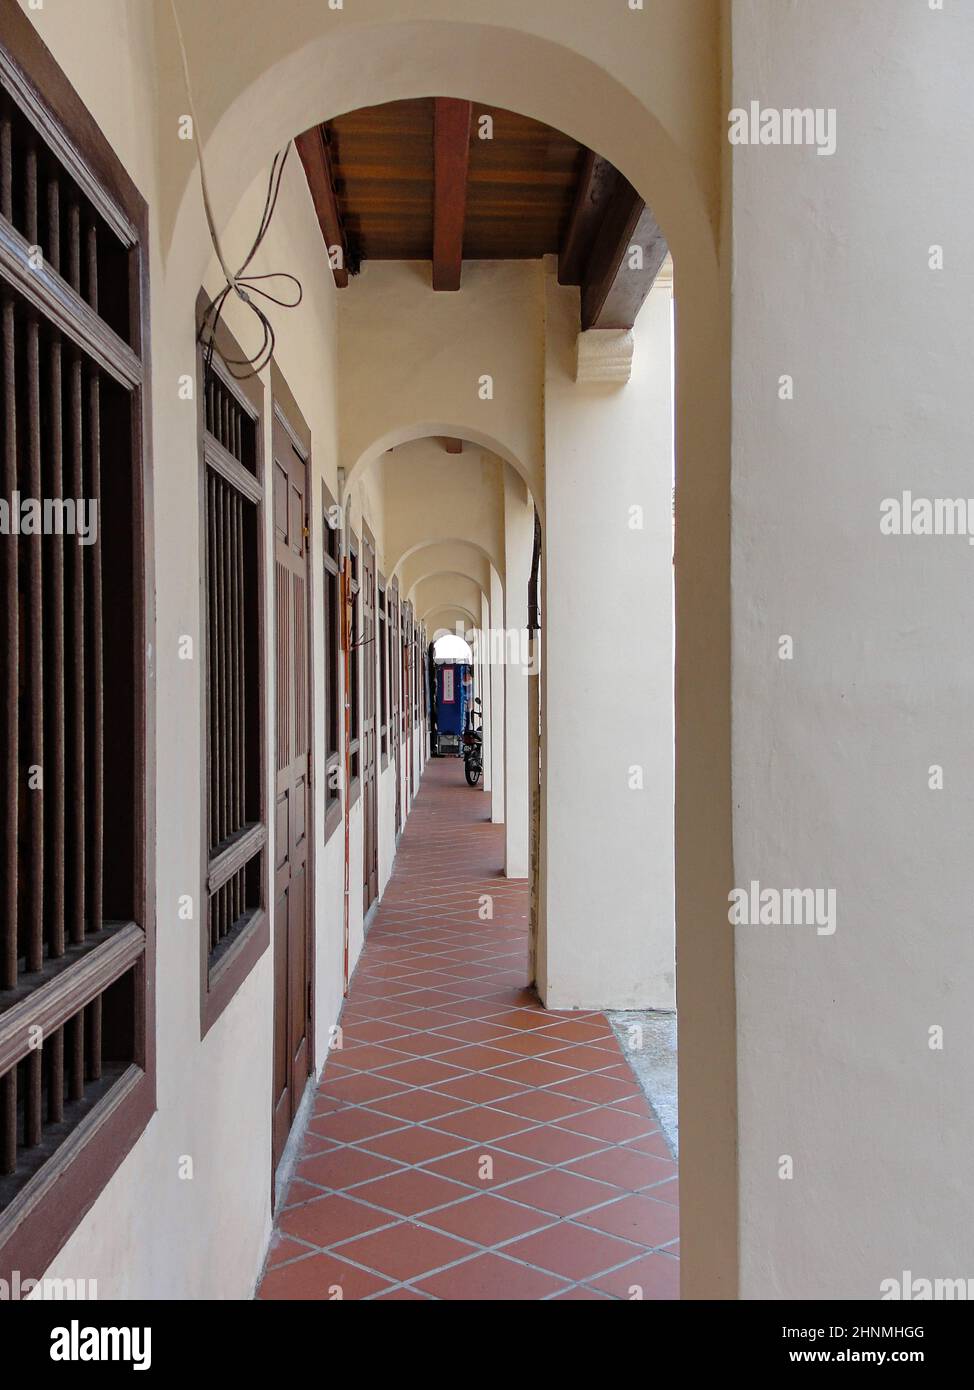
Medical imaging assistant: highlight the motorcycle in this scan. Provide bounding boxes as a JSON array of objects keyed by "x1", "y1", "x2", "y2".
[{"x1": 463, "y1": 698, "x2": 484, "y2": 786}]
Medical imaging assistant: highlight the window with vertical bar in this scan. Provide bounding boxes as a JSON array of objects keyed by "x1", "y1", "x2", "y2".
[
  {"x1": 0, "y1": 15, "x2": 153, "y2": 1282},
  {"x1": 200, "y1": 349, "x2": 266, "y2": 1003},
  {"x1": 322, "y1": 486, "x2": 341, "y2": 839},
  {"x1": 378, "y1": 577, "x2": 388, "y2": 767},
  {"x1": 348, "y1": 534, "x2": 361, "y2": 796},
  {"x1": 391, "y1": 582, "x2": 400, "y2": 735}
]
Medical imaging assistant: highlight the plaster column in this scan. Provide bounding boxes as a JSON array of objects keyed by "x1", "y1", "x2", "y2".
[
  {"x1": 503, "y1": 472, "x2": 532, "y2": 877},
  {"x1": 538, "y1": 264, "x2": 675, "y2": 1010},
  {"x1": 480, "y1": 591, "x2": 492, "y2": 795},
  {"x1": 489, "y1": 566, "x2": 505, "y2": 826}
]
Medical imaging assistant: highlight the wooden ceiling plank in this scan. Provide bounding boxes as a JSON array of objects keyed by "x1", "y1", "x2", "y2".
[
  {"x1": 295, "y1": 126, "x2": 350, "y2": 288},
  {"x1": 432, "y1": 98, "x2": 473, "y2": 291},
  {"x1": 579, "y1": 177, "x2": 669, "y2": 331}
]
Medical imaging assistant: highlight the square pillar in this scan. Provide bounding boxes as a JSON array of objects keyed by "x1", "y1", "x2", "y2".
[
  {"x1": 503, "y1": 471, "x2": 532, "y2": 878},
  {"x1": 538, "y1": 265, "x2": 675, "y2": 1010},
  {"x1": 489, "y1": 566, "x2": 505, "y2": 826}
]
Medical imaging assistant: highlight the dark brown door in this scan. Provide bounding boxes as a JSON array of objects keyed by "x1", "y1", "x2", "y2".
[
  {"x1": 272, "y1": 410, "x2": 313, "y2": 1174},
  {"x1": 391, "y1": 582, "x2": 402, "y2": 835},
  {"x1": 361, "y1": 529, "x2": 379, "y2": 911},
  {"x1": 403, "y1": 609, "x2": 413, "y2": 807}
]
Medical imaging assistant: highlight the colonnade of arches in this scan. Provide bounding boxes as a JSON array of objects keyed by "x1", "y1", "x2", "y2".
[{"x1": 159, "y1": 1, "x2": 726, "y2": 1299}]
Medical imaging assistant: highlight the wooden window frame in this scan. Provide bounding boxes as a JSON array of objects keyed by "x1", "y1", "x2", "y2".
[
  {"x1": 196, "y1": 298, "x2": 268, "y2": 1038},
  {"x1": 378, "y1": 574, "x2": 389, "y2": 770},
  {"x1": 322, "y1": 483, "x2": 342, "y2": 844},
  {"x1": 348, "y1": 531, "x2": 361, "y2": 806},
  {"x1": 413, "y1": 621, "x2": 420, "y2": 730},
  {"x1": 0, "y1": 4, "x2": 156, "y2": 1282}
]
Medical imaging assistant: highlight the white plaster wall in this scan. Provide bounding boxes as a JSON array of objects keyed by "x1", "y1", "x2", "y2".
[
  {"x1": 503, "y1": 470, "x2": 534, "y2": 878},
  {"x1": 541, "y1": 269, "x2": 675, "y2": 1010},
  {"x1": 732, "y1": 0, "x2": 974, "y2": 1297},
  {"x1": 377, "y1": 442, "x2": 504, "y2": 574},
  {"x1": 480, "y1": 590, "x2": 493, "y2": 796},
  {"x1": 403, "y1": 543, "x2": 493, "y2": 604},
  {"x1": 338, "y1": 260, "x2": 545, "y2": 500},
  {"x1": 378, "y1": 761, "x2": 397, "y2": 889},
  {"x1": 489, "y1": 566, "x2": 507, "y2": 827}
]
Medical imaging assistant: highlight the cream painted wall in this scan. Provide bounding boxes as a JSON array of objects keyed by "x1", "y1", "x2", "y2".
[
  {"x1": 412, "y1": 575, "x2": 486, "y2": 627},
  {"x1": 376, "y1": 442, "x2": 505, "y2": 575},
  {"x1": 403, "y1": 543, "x2": 493, "y2": 605},
  {"x1": 338, "y1": 261, "x2": 545, "y2": 500},
  {"x1": 540, "y1": 269, "x2": 675, "y2": 1010},
  {"x1": 489, "y1": 567, "x2": 507, "y2": 828},
  {"x1": 732, "y1": 0, "x2": 974, "y2": 1299},
  {"x1": 480, "y1": 591, "x2": 493, "y2": 796},
  {"x1": 503, "y1": 469, "x2": 534, "y2": 879}
]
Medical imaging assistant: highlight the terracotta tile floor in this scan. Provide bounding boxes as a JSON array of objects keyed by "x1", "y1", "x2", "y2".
[{"x1": 258, "y1": 758, "x2": 679, "y2": 1301}]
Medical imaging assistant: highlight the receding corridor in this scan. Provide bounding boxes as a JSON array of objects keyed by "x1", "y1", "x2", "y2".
[{"x1": 258, "y1": 760, "x2": 678, "y2": 1300}]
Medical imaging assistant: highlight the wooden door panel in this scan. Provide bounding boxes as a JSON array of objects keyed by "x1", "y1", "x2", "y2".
[
  {"x1": 362, "y1": 531, "x2": 379, "y2": 910},
  {"x1": 271, "y1": 409, "x2": 313, "y2": 1177}
]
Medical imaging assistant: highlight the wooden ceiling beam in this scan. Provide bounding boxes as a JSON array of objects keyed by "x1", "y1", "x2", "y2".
[
  {"x1": 579, "y1": 175, "x2": 669, "y2": 330},
  {"x1": 558, "y1": 152, "x2": 620, "y2": 286},
  {"x1": 295, "y1": 126, "x2": 350, "y2": 288},
  {"x1": 432, "y1": 98, "x2": 472, "y2": 291}
]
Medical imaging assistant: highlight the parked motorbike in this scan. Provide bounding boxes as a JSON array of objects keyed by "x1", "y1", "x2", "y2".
[{"x1": 463, "y1": 699, "x2": 484, "y2": 786}]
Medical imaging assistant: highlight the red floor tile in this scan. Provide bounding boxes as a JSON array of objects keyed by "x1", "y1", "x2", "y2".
[
  {"x1": 296, "y1": 1147, "x2": 400, "y2": 1190},
  {"x1": 415, "y1": 1252, "x2": 569, "y2": 1301},
  {"x1": 493, "y1": 1090, "x2": 594, "y2": 1123},
  {"x1": 503, "y1": 1223, "x2": 643, "y2": 1282},
  {"x1": 258, "y1": 1251, "x2": 392, "y2": 1300},
  {"x1": 575, "y1": 1193, "x2": 680, "y2": 1247},
  {"x1": 501, "y1": 1169, "x2": 624, "y2": 1218},
  {"x1": 421, "y1": 1146, "x2": 544, "y2": 1188},
  {"x1": 565, "y1": 1147, "x2": 674, "y2": 1192},
  {"x1": 429, "y1": 1106, "x2": 534, "y2": 1143},
  {"x1": 492, "y1": 1125, "x2": 608, "y2": 1166},
  {"x1": 257, "y1": 759, "x2": 678, "y2": 1301},
  {"x1": 337, "y1": 1223, "x2": 474, "y2": 1282},
  {"x1": 350, "y1": 1168, "x2": 472, "y2": 1217},
  {"x1": 554, "y1": 1108, "x2": 658, "y2": 1143},
  {"x1": 307, "y1": 1109, "x2": 401, "y2": 1145},
  {"x1": 588, "y1": 1251, "x2": 681, "y2": 1300},
  {"x1": 365, "y1": 1089, "x2": 467, "y2": 1123},
  {"x1": 279, "y1": 1193, "x2": 394, "y2": 1247},
  {"x1": 421, "y1": 1193, "x2": 554, "y2": 1245},
  {"x1": 357, "y1": 1124, "x2": 465, "y2": 1166}
]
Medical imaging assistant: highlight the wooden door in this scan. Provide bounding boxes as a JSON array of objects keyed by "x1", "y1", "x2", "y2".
[
  {"x1": 361, "y1": 529, "x2": 379, "y2": 912},
  {"x1": 403, "y1": 607, "x2": 413, "y2": 807},
  {"x1": 391, "y1": 582, "x2": 402, "y2": 835},
  {"x1": 272, "y1": 408, "x2": 313, "y2": 1174}
]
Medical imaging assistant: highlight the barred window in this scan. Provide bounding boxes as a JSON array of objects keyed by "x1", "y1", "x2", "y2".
[
  {"x1": 348, "y1": 533, "x2": 361, "y2": 796},
  {"x1": 0, "y1": 15, "x2": 153, "y2": 1281},
  {"x1": 198, "y1": 317, "x2": 268, "y2": 1035},
  {"x1": 322, "y1": 489, "x2": 341, "y2": 837},
  {"x1": 378, "y1": 577, "x2": 388, "y2": 767}
]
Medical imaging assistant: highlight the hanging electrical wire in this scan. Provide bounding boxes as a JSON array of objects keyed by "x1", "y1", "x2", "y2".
[{"x1": 169, "y1": 0, "x2": 303, "y2": 379}]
